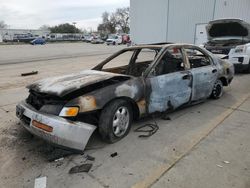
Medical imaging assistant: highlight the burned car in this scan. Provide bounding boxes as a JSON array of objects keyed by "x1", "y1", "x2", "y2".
[
  {"x1": 16, "y1": 44, "x2": 234, "y2": 151},
  {"x1": 204, "y1": 19, "x2": 250, "y2": 72}
]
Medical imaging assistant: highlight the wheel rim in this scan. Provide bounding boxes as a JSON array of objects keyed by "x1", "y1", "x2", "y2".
[
  {"x1": 213, "y1": 82, "x2": 222, "y2": 97},
  {"x1": 112, "y1": 106, "x2": 130, "y2": 137}
]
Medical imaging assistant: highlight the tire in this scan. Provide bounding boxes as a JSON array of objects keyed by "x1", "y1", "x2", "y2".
[
  {"x1": 99, "y1": 99, "x2": 132, "y2": 143},
  {"x1": 247, "y1": 62, "x2": 250, "y2": 73},
  {"x1": 210, "y1": 79, "x2": 223, "y2": 99}
]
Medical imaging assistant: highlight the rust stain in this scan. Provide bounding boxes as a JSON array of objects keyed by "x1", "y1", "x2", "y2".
[
  {"x1": 79, "y1": 96, "x2": 97, "y2": 112},
  {"x1": 137, "y1": 99, "x2": 146, "y2": 115}
]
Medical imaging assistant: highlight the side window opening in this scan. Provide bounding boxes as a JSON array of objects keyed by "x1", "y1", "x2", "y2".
[
  {"x1": 127, "y1": 49, "x2": 159, "y2": 77},
  {"x1": 185, "y1": 48, "x2": 211, "y2": 68},
  {"x1": 154, "y1": 48, "x2": 185, "y2": 76},
  {"x1": 101, "y1": 50, "x2": 135, "y2": 74}
]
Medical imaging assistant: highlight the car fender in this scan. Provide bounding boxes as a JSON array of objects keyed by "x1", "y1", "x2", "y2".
[{"x1": 66, "y1": 78, "x2": 145, "y2": 116}]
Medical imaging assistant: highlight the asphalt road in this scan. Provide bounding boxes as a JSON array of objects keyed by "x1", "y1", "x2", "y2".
[
  {"x1": 0, "y1": 43, "x2": 249, "y2": 188},
  {"x1": 0, "y1": 43, "x2": 123, "y2": 65}
]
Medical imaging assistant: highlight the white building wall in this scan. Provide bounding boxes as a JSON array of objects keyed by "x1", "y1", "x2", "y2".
[
  {"x1": 214, "y1": 0, "x2": 250, "y2": 23},
  {"x1": 130, "y1": 0, "x2": 168, "y2": 44},
  {"x1": 130, "y1": 0, "x2": 250, "y2": 44},
  {"x1": 167, "y1": 0, "x2": 214, "y2": 43}
]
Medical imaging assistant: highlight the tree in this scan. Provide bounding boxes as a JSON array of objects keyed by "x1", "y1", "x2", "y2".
[
  {"x1": 49, "y1": 23, "x2": 81, "y2": 33},
  {"x1": 97, "y1": 7, "x2": 130, "y2": 35},
  {"x1": 0, "y1": 21, "x2": 7, "y2": 29},
  {"x1": 98, "y1": 12, "x2": 117, "y2": 35},
  {"x1": 114, "y1": 7, "x2": 130, "y2": 33},
  {"x1": 39, "y1": 25, "x2": 50, "y2": 31}
]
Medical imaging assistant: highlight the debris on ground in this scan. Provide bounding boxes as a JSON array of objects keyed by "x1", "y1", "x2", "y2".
[
  {"x1": 21, "y1": 71, "x2": 38, "y2": 76},
  {"x1": 54, "y1": 157, "x2": 64, "y2": 162},
  {"x1": 110, "y1": 152, "x2": 118, "y2": 158},
  {"x1": 55, "y1": 161, "x2": 64, "y2": 168},
  {"x1": 161, "y1": 115, "x2": 171, "y2": 120},
  {"x1": 47, "y1": 149, "x2": 76, "y2": 162},
  {"x1": 134, "y1": 122, "x2": 159, "y2": 138},
  {"x1": 69, "y1": 164, "x2": 93, "y2": 174},
  {"x1": 216, "y1": 164, "x2": 223, "y2": 168},
  {"x1": 85, "y1": 155, "x2": 95, "y2": 161},
  {"x1": 34, "y1": 176, "x2": 47, "y2": 188},
  {"x1": 223, "y1": 161, "x2": 230, "y2": 164}
]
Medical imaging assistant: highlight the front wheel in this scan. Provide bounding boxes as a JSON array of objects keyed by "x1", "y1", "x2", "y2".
[
  {"x1": 247, "y1": 61, "x2": 250, "y2": 73},
  {"x1": 99, "y1": 99, "x2": 132, "y2": 143},
  {"x1": 210, "y1": 79, "x2": 223, "y2": 99}
]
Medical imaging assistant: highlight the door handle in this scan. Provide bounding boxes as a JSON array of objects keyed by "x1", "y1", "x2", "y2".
[
  {"x1": 182, "y1": 74, "x2": 191, "y2": 80},
  {"x1": 212, "y1": 69, "x2": 217, "y2": 73}
]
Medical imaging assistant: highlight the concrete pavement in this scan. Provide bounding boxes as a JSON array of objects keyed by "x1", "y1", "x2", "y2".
[{"x1": 0, "y1": 44, "x2": 250, "y2": 188}]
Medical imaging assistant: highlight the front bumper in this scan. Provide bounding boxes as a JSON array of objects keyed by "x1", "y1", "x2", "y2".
[
  {"x1": 229, "y1": 55, "x2": 250, "y2": 72},
  {"x1": 16, "y1": 101, "x2": 96, "y2": 151},
  {"x1": 106, "y1": 41, "x2": 115, "y2": 45}
]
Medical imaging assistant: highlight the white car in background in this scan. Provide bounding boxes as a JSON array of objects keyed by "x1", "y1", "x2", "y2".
[
  {"x1": 106, "y1": 34, "x2": 122, "y2": 45},
  {"x1": 228, "y1": 43, "x2": 250, "y2": 73},
  {"x1": 204, "y1": 19, "x2": 250, "y2": 73}
]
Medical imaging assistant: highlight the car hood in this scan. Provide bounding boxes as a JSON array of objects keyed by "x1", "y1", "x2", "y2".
[
  {"x1": 27, "y1": 70, "x2": 131, "y2": 97},
  {"x1": 206, "y1": 19, "x2": 250, "y2": 41}
]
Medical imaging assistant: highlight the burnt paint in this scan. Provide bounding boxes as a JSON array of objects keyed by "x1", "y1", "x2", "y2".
[
  {"x1": 66, "y1": 77, "x2": 145, "y2": 115},
  {"x1": 27, "y1": 44, "x2": 234, "y2": 120}
]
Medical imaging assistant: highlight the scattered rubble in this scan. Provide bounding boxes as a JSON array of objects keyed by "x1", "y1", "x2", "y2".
[
  {"x1": 161, "y1": 115, "x2": 171, "y2": 120},
  {"x1": 85, "y1": 155, "x2": 95, "y2": 161},
  {"x1": 110, "y1": 152, "x2": 118, "y2": 158},
  {"x1": 47, "y1": 149, "x2": 76, "y2": 162},
  {"x1": 54, "y1": 157, "x2": 64, "y2": 162},
  {"x1": 216, "y1": 164, "x2": 223, "y2": 168},
  {"x1": 21, "y1": 71, "x2": 38, "y2": 76},
  {"x1": 34, "y1": 176, "x2": 47, "y2": 188},
  {"x1": 69, "y1": 164, "x2": 93, "y2": 174}
]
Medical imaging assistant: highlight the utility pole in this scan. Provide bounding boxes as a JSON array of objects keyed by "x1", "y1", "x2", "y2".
[{"x1": 72, "y1": 22, "x2": 77, "y2": 40}]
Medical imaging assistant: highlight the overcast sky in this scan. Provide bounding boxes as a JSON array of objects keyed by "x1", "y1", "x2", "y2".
[{"x1": 0, "y1": 0, "x2": 129, "y2": 30}]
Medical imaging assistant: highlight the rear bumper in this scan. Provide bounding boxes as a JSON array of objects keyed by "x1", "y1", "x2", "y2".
[{"x1": 16, "y1": 101, "x2": 96, "y2": 151}]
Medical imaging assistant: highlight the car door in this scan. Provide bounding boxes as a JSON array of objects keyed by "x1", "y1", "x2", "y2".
[
  {"x1": 145, "y1": 47, "x2": 192, "y2": 114},
  {"x1": 184, "y1": 47, "x2": 218, "y2": 101}
]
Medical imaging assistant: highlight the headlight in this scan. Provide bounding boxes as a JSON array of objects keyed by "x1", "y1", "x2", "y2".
[
  {"x1": 59, "y1": 107, "x2": 79, "y2": 117},
  {"x1": 234, "y1": 45, "x2": 246, "y2": 53}
]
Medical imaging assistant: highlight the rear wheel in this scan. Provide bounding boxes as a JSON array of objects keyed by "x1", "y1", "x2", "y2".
[
  {"x1": 99, "y1": 99, "x2": 132, "y2": 143},
  {"x1": 210, "y1": 79, "x2": 223, "y2": 99}
]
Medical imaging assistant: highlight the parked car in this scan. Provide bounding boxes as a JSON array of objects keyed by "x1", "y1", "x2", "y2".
[
  {"x1": 16, "y1": 43, "x2": 234, "y2": 151},
  {"x1": 13, "y1": 33, "x2": 36, "y2": 43},
  {"x1": 91, "y1": 38, "x2": 104, "y2": 44},
  {"x1": 204, "y1": 19, "x2": 250, "y2": 72},
  {"x1": 30, "y1": 38, "x2": 46, "y2": 45},
  {"x1": 228, "y1": 43, "x2": 250, "y2": 73},
  {"x1": 106, "y1": 34, "x2": 122, "y2": 45},
  {"x1": 84, "y1": 35, "x2": 94, "y2": 43},
  {"x1": 122, "y1": 34, "x2": 131, "y2": 44}
]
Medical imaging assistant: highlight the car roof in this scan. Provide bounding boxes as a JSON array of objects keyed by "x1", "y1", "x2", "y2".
[{"x1": 122, "y1": 43, "x2": 196, "y2": 50}]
